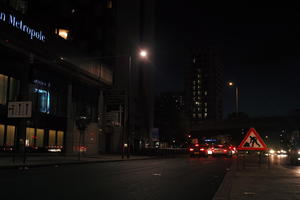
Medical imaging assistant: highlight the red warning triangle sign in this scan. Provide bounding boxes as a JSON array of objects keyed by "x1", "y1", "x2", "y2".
[{"x1": 237, "y1": 128, "x2": 268, "y2": 151}]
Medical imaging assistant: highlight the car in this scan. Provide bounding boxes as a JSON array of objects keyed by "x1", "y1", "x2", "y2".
[
  {"x1": 289, "y1": 146, "x2": 300, "y2": 165},
  {"x1": 189, "y1": 143, "x2": 209, "y2": 157},
  {"x1": 208, "y1": 144, "x2": 233, "y2": 157}
]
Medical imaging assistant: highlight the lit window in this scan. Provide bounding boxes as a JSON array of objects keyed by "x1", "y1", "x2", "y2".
[
  {"x1": 205, "y1": 108, "x2": 208, "y2": 112},
  {"x1": 0, "y1": 74, "x2": 8, "y2": 105},
  {"x1": 36, "y1": 129, "x2": 44, "y2": 147},
  {"x1": 26, "y1": 128, "x2": 35, "y2": 147},
  {"x1": 107, "y1": 0, "x2": 113, "y2": 8},
  {"x1": 193, "y1": 57, "x2": 196, "y2": 63},
  {"x1": 49, "y1": 130, "x2": 56, "y2": 146},
  {"x1": 204, "y1": 91, "x2": 207, "y2": 96},
  {"x1": 0, "y1": 124, "x2": 4, "y2": 146},
  {"x1": 55, "y1": 28, "x2": 70, "y2": 40},
  {"x1": 198, "y1": 91, "x2": 201, "y2": 95},
  {"x1": 6, "y1": 125, "x2": 15, "y2": 146},
  {"x1": 205, "y1": 102, "x2": 208, "y2": 107},
  {"x1": 204, "y1": 113, "x2": 208, "y2": 117},
  {"x1": 57, "y1": 131, "x2": 64, "y2": 146},
  {"x1": 198, "y1": 74, "x2": 201, "y2": 78}
]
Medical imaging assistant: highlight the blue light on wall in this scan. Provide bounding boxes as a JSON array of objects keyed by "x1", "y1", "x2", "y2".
[{"x1": 34, "y1": 88, "x2": 50, "y2": 114}]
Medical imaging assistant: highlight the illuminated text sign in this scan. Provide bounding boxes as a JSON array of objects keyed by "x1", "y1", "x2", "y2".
[{"x1": 0, "y1": 11, "x2": 46, "y2": 42}]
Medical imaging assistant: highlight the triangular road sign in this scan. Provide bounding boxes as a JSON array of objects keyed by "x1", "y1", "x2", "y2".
[{"x1": 237, "y1": 128, "x2": 268, "y2": 151}]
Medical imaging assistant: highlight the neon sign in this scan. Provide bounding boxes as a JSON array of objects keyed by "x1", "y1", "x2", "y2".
[{"x1": 0, "y1": 11, "x2": 46, "y2": 42}]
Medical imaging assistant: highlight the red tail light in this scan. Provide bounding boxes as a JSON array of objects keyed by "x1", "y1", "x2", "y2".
[
  {"x1": 195, "y1": 144, "x2": 199, "y2": 147},
  {"x1": 223, "y1": 149, "x2": 228, "y2": 152},
  {"x1": 189, "y1": 148, "x2": 194, "y2": 152}
]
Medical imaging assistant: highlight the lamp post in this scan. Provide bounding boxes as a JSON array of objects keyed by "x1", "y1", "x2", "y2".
[
  {"x1": 228, "y1": 81, "x2": 239, "y2": 118},
  {"x1": 124, "y1": 49, "x2": 148, "y2": 159}
]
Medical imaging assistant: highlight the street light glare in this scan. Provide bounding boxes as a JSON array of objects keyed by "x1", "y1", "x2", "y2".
[
  {"x1": 140, "y1": 50, "x2": 147, "y2": 57},
  {"x1": 228, "y1": 81, "x2": 234, "y2": 86}
]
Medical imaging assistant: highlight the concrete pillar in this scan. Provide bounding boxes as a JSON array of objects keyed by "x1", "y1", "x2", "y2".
[
  {"x1": 98, "y1": 90, "x2": 105, "y2": 153},
  {"x1": 64, "y1": 83, "x2": 74, "y2": 155}
]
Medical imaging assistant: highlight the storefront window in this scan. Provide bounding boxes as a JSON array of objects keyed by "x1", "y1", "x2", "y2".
[
  {"x1": 49, "y1": 130, "x2": 56, "y2": 146},
  {"x1": 57, "y1": 131, "x2": 64, "y2": 146},
  {"x1": 36, "y1": 129, "x2": 44, "y2": 147},
  {"x1": 0, "y1": 74, "x2": 8, "y2": 105},
  {"x1": 0, "y1": 124, "x2": 4, "y2": 146},
  {"x1": 6, "y1": 125, "x2": 15, "y2": 146},
  {"x1": 26, "y1": 128, "x2": 35, "y2": 147}
]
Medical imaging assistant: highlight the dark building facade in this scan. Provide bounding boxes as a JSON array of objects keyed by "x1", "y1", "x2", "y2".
[
  {"x1": 0, "y1": 0, "x2": 114, "y2": 155},
  {"x1": 185, "y1": 48, "x2": 223, "y2": 127},
  {"x1": 154, "y1": 92, "x2": 188, "y2": 146},
  {"x1": 0, "y1": 0, "x2": 155, "y2": 155}
]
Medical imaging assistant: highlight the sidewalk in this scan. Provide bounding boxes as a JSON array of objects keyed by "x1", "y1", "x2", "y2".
[
  {"x1": 0, "y1": 154, "x2": 155, "y2": 169},
  {"x1": 213, "y1": 154, "x2": 300, "y2": 200}
]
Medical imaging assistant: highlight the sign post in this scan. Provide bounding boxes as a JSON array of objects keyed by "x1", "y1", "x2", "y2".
[{"x1": 237, "y1": 128, "x2": 268, "y2": 169}]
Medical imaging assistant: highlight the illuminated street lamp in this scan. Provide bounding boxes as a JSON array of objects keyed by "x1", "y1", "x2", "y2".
[
  {"x1": 125, "y1": 49, "x2": 148, "y2": 158},
  {"x1": 228, "y1": 81, "x2": 239, "y2": 118}
]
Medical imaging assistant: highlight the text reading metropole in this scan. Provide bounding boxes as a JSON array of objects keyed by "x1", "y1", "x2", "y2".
[{"x1": 0, "y1": 11, "x2": 46, "y2": 42}]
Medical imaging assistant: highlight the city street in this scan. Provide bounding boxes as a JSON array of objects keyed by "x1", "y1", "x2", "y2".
[{"x1": 0, "y1": 155, "x2": 232, "y2": 200}]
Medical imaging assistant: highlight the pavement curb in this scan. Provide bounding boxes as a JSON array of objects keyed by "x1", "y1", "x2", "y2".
[
  {"x1": 212, "y1": 162, "x2": 236, "y2": 200},
  {"x1": 0, "y1": 155, "x2": 186, "y2": 170}
]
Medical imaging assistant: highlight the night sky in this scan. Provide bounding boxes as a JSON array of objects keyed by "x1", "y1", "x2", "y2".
[{"x1": 155, "y1": 1, "x2": 300, "y2": 118}]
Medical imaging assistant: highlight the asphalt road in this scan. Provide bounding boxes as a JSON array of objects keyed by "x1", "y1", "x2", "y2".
[{"x1": 0, "y1": 155, "x2": 232, "y2": 200}]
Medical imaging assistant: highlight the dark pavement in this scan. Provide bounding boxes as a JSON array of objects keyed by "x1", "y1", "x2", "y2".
[{"x1": 0, "y1": 155, "x2": 232, "y2": 200}]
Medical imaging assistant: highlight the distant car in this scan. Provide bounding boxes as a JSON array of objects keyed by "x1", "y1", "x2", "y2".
[
  {"x1": 208, "y1": 144, "x2": 233, "y2": 157},
  {"x1": 189, "y1": 144, "x2": 209, "y2": 157},
  {"x1": 289, "y1": 146, "x2": 300, "y2": 165}
]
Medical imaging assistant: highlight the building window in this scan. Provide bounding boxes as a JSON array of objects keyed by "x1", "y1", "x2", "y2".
[
  {"x1": 204, "y1": 91, "x2": 208, "y2": 96},
  {"x1": 6, "y1": 125, "x2": 15, "y2": 146},
  {"x1": 8, "y1": 0, "x2": 28, "y2": 14},
  {"x1": 49, "y1": 130, "x2": 56, "y2": 147},
  {"x1": 0, "y1": 74, "x2": 8, "y2": 105},
  {"x1": 26, "y1": 128, "x2": 35, "y2": 147},
  {"x1": 55, "y1": 28, "x2": 70, "y2": 40},
  {"x1": 34, "y1": 88, "x2": 50, "y2": 114},
  {"x1": 193, "y1": 113, "x2": 196, "y2": 118},
  {"x1": 107, "y1": 0, "x2": 113, "y2": 8},
  {"x1": 9, "y1": 77, "x2": 20, "y2": 101},
  {"x1": 48, "y1": 130, "x2": 64, "y2": 147},
  {"x1": 0, "y1": 124, "x2": 4, "y2": 146},
  {"x1": 57, "y1": 131, "x2": 64, "y2": 146},
  {"x1": 204, "y1": 113, "x2": 208, "y2": 118},
  {"x1": 36, "y1": 129, "x2": 44, "y2": 148}
]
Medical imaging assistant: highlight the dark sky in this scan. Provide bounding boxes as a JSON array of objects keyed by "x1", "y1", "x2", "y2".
[{"x1": 155, "y1": 1, "x2": 300, "y2": 117}]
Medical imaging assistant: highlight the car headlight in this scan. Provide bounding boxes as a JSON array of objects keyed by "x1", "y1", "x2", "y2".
[
  {"x1": 280, "y1": 150, "x2": 287, "y2": 154},
  {"x1": 269, "y1": 149, "x2": 275, "y2": 154},
  {"x1": 297, "y1": 151, "x2": 300, "y2": 155}
]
